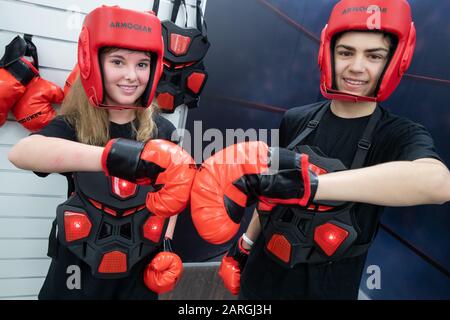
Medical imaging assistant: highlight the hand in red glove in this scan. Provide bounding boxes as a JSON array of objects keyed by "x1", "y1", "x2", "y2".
[
  {"x1": 101, "y1": 138, "x2": 196, "y2": 217},
  {"x1": 0, "y1": 35, "x2": 39, "y2": 127},
  {"x1": 143, "y1": 238, "x2": 183, "y2": 294},
  {"x1": 12, "y1": 77, "x2": 63, "y2": 131},
  {"x1": 191, "y1": 141, "x2": 319, "y2": 244},
  {"x1": 218, "y1": 234, "x2": 250, "y2": 295}
]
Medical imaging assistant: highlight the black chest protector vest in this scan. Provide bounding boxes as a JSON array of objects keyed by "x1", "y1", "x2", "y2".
[
  {"x1": 258, "y1": 101, "x2": 381, "y2": 268},
  {"x1": 152, "y1": 0, "x2": 210, "y2": 112},
  {"x1": 49, "y1": 172, "x2": 168, "y2": 278}
]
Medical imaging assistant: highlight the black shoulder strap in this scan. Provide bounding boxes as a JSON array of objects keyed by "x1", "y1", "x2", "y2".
[
  {"x1": 47, "y1": 218, "x2": 59, "y2": 259},
  {"x1": 180, "y1": 0, "x2": 189, "y2": 27},
  {"x1": 350, "y1": 107, "x2": 382, "y2": 169},
  {"x1": 196, "y1": 0, "x2": 205, "y2": 33},
  {"x1": 286, "y1": 102, "x2": 382, "y2": 169},
  {"x1": 153, "y1": 0, "x2": 183, "y2": 22},
  {"x1": 286, "y1": 101, "x2": 330, "y2": 150},
  {"x1": 182, "y1": 0, "x2": 208, "y2": 36},
  {"x1": 170, "y1": 0, "x2": 183, "y2": 22},
  {"x1": 152, "y1": 0, "x2": 160, "y2": 14}
]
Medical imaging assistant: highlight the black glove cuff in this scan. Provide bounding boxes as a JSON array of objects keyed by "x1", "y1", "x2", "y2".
[
  {"x1": 308, "y1": 170, "x2": 319, "y2": 205},
  {"x1": 106, "y1": 138, "x2": 145, "y2": 182},
  {"x1": 267, "y1": 147, "x2": 300, "y2": 172},
  {"x1": 6, "y1": 58, "x2": 38, "y2": 85},
  {"x1": 227, "y1": 237, "x2": 249, "y2": 270}
]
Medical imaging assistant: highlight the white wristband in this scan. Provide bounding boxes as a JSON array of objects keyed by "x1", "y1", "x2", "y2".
[{"x1": 242, "y1": 233, "x2": 254, "y2": 247}]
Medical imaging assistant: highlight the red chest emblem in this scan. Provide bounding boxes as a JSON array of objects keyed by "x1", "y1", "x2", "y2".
[{"x1": 111, "y1": 177, "x2": 137, "y2": 199}]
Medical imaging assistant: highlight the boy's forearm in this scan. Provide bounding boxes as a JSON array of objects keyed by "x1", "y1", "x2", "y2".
[
  {"x1": 244, "y1": 210, "x2": 262, "y2": 244},
  {"x1": 315, "y1": 159, "x2": 450, "y2": 206}
]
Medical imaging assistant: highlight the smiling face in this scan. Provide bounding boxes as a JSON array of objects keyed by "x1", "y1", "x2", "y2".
[
  {"x1": 333, "y1": 31, "x2": 392, "y2": 97},
  {"x1": 100, "y1": 48, "x2": 151, "y2": 108}
]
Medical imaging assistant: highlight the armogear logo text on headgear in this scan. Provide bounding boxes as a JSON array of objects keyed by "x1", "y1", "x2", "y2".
[
  {"x1": 342, "y1": 6, "x2": 387, "y2": 14},
  {"x1": 109, "y1": 22, "x2": 152, "y2": 33}
]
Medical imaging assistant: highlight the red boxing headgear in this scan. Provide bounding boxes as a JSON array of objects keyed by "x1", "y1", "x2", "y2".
[
  {"x1": 78, "y1": 6, "x2": 164, "y2": 109},
  {"x1": 318, "y1": 0, "x2": 416, "y2": 102}
]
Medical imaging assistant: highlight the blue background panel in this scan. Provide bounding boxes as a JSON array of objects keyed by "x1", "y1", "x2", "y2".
[{"x1": 173, "y1": 0, "x2": 450, "y2": 299}]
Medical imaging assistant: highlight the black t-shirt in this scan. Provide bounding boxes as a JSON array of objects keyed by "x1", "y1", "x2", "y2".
[
  {"x1": 32, "y1": 113, "x2": 177, "y2": 300},
  {"x1": 240, "y1": 102, "x2": 441, "y2": 300}
]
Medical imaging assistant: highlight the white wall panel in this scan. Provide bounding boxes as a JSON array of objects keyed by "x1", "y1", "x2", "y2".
[
  {"x1": 0, "y1": 218, "x2": 53, "y2": 238},
  {"x1": 0, "y1": 278, "x2": 44, "y2": 297},
  {"x1": 0, "y1": 171, "x2": 67, "y2": 196},
  {"x1": 0, "y1": 259, "x2": 50, "y2": 278},
  {"x1": 0, "y1": 195, "x2": 62, "y2": 218},
  {"x1": 0, "y1": 239, "x2": 48, "y2": 258}
]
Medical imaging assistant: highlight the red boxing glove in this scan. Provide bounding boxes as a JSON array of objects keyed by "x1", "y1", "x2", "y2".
[
  {"x1": 63, "y1": 64, "x2": 79, "y2": 97},
  {"x1": 12, "y1": 77, "x2": 63, "y2": 132},
  {"x1": 0, "y1": 36, "x2": 39, "y2": 127},
  {"x1": 191, "y1": 141, "x2": 318, "y2": 244},
  {"x1": 143, "y1": 238, "x2": 183, "y2": 294},
  {"x1": 101, "y1": 138, "x2": 196, "y2": 217},
  {"x1": 218, "y1": 235, "x2": 249, "y2": 295}
]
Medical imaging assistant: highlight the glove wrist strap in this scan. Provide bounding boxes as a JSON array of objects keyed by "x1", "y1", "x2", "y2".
[
  {"x1": 103, "y1": 138, "x2": 145, "y2": 182},
  {"x1": 242, "y1": 233, "x2": 254, "y2": 248}
]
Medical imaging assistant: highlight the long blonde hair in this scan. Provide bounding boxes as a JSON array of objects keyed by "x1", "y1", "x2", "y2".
[{"x1": 61, "y1": 66, "x2": 158, "y2": 146}]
